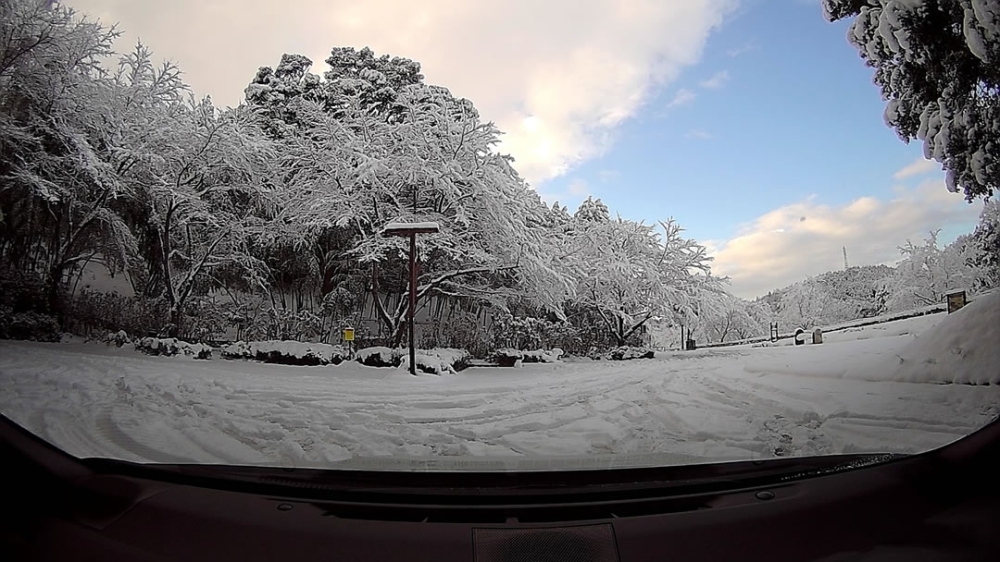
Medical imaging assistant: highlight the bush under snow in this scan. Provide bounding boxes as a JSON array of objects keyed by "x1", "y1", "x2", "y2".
[
  {"x1": 397, "y1": 348, "x2": 471, "y2": 375},
  {"x1": 493, "y1": 348, "x2": 563, "y2": 367},
  {"x1": 135, "y1": 337, "x2": 212, "y2": 359},
  {"x1": 606, "y1": 346, "x2": 655, "y2": 361},
  {"x1": 221, "y1": 340, "x2": 348, "y2": 366},
  {"x1": 102, "y1": 330, "x2": 131, "y2": 347},
  {"x1": 356, "y1": 347, "x2": 401, "y2": 368}
]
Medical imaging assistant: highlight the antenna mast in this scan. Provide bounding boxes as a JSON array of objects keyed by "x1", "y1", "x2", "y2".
[{"x1": 843, "y1": 246, "x2": 849, "y2": 269}]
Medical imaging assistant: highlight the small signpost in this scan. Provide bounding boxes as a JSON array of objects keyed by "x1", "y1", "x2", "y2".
[
  {"x1": 343, "y1": 326, "x2": 355, "y2": 359},
  {"x1": 946, "y1": 290, "x2": 967, "y2": 314}
]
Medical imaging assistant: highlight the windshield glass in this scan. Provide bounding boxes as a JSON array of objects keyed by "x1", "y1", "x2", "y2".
[{"x1": 0, "y1": 0, "x2": 998, "y2": 473}]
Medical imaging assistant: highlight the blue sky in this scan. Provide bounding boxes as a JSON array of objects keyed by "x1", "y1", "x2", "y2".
[
  {"x1": 70, "y1": 0, "x2": 986, "y2": 297},
  {"x1": 539, "y1": 0, "x2": 943, "y2": 240},
  {"x1": 533, "y1": 0, "x2": 982, "y2": 295}
]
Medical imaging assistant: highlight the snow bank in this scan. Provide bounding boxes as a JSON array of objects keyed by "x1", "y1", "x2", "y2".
[
  {"x1": 886, "y1": 291, "x2": 1000, "y2": 385},
  {"x1": 221, "y1": 340, "x2": 348, "y2": 366},
  {"x1": 135, "y1": 337, "x2": 212, "y2": 360}
]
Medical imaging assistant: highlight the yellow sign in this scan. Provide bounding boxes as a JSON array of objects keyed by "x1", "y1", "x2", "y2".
[{"x1": 343, "y1": 327, "x2": 355, "y2": 342}]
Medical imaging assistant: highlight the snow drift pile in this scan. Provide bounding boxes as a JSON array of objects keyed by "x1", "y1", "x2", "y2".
[
  {"x1": 221, "y1": 341, "x2": 348, "y2": 366},
  {"x1": 134, "y1": 337, "x2": 212, "y2": 359},
  {"x1": 887, "y1": 291, "x2": 1000, "y2": 385}
]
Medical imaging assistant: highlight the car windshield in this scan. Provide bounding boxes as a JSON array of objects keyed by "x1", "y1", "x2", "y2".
[{"x1": 0, "y1": 0, "x2": 997, "y2": 474}]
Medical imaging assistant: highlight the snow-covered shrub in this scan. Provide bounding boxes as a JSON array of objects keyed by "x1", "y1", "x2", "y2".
[
  {"x1": 220, "y1": 341, "x2": 252, "y2": 360},
  {"x1": 135, "y1": 337, "x2": 212, "y2": 359},
  {"x1": 398, "y1": 348, "x2": 472, "y2": 375},
  {"x1": 102, "y1": 330, "x2": 131, "y2": 347},
  {"x1": 180, "y1": 298, "x2": 229, "y2": 343},
  {"x1": 356, "y1": 347, "x2": 401, "y2": 368},
  {"x1": 422, "y1": 311, "x2": 494, "y2": 359},
  {"x1": 491, "y1": 314, "x2": 585, "y2": 356},
  {"x1": 0, "y1": 270, "x2": 61, "y2": 342},
  {"x1": 220, "y1": 340, "x2": 347, "y2": 366},
  {"x1": 606, "y1": 346, "x2": 655, "y2": 361},
  {"x1": 0, "y1": 308, "x2": 62, "y2": 342},
  {"x1": 65, "y1": 290, "x2": 168, "y2": 340},
  {"x1": 493, "y1": 349, "x2": 523, "y2": 367},
  {"x1": 521, "y1": 348, "x2": 564, "y2": 363}
]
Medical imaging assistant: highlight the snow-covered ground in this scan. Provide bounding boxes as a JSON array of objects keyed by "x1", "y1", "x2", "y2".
[{"x1": 0, "y1": 294, "x2": 997, "y2": 471}]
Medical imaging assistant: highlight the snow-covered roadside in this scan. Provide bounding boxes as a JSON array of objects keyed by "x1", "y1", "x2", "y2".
[{"x1": 0, "y1": 297, "x2": 997, "y2": 470}]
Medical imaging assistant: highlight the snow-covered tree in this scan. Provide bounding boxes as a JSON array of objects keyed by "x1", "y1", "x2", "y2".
[
  {"x1": 115, "y1": 94, "x2": 277, "y2": 336},
  {"x1": 566, "y1": 217, "x2": 712, "y2": 346},
  {"x1": 268, "y1": 74, "x2": 565, "y2": 344},
  {"x1": 969, "y1": 198, "x2": 1000, "y2": 288},
  {"x1": 574, "y1": 196, "x2": 611, "y2": 223},
  {"x1": 699, "y1": 290, "x2": 767, "y2": 343},
  {"x1": 824, "y1": 0, "x2": 1000, "y2": 200},
  {"x1": 0, "y1": 0, "x2": 124, "y2": 316},
  {"x1": 885, "y1": 229, "x2": 976, "y2": 311}
]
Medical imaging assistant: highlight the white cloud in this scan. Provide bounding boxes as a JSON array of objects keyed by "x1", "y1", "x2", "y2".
[
  {"x1": 686, "y1": 129, "x2": 713, "y2": 139},
  {"x1": 698, "y1": 70, "x2": 729, "y2": 89},
  {"x1": 893, "y1": 157, "x2": 939, "y2": 180},
  {"x1": 539, "y1": 178, "x2": 591, "y2": 206},
  {"x1": 666, "y1": 88, "x2": 698, "y2": 109},
  {"x1": 707, "y1": 181, "x2": 984, "y2": 298},
  {"x1": 70, "y1": 0, "x2": 737, "y2": 187}
]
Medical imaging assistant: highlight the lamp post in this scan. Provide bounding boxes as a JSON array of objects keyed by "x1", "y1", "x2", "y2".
[{"x1": 381, "y1": 222, "x2": 440, "y2": 375}]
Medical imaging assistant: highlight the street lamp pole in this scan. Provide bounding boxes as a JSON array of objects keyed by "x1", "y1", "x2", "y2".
[
  {"x1": 382, "y1": 222, "x2": 440, "y2": 375},
  {"x1": 408, "y1": 232, "x2": 416, "y2": 375}
]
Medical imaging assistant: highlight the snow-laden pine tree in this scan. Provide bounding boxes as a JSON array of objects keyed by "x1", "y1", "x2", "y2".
[{"x1": 824, "y1": 0, "x2": 1000, "y2": 200}]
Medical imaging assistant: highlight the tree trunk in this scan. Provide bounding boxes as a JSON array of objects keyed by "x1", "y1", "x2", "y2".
[{"x1": 166, "y1": 304, "x2": 182, "y2": 338}]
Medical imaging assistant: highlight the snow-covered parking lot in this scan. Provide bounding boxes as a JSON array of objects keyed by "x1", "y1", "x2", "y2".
[{"x1": 1, "y1": 295, "x2": 998, "y2": 471}]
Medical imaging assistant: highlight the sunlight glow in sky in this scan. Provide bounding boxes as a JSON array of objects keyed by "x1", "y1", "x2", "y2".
[{"x1": 67, "y1": 0, "x2": 986, "y2": 297}]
